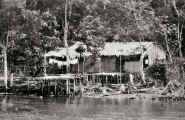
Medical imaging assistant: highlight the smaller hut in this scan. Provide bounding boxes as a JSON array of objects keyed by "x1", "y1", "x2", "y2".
[{"x1": 45, "y1": 42, "x2": 91, "y2": 74}]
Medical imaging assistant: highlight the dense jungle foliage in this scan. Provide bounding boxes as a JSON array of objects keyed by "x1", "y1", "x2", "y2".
[{"x1": 0, "y1": 0, "x2": 185, "y2": 78}]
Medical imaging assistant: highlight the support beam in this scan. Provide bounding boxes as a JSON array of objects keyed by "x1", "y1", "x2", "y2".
[
  {"x1": 27, "y1": 78, "x2": 30, "y2": 95},
  {"x1": 54, "y1": 79, "x2": 57, "y2": 96},
  {"x1": 10, "y1": 73, "x2": 13, "y2": 87},
  {"x1": 120, "y1": 55, "x2": 122, "y2": 83},
  {"x1": 106, "y1": 76, "x2": 108, "y2": 85},
  {"x1": 117, "y1": 75, "x2": 119, "y2": 84},
  {"x1": 41, "y1": 80, "x2": 44, "y2": 96},
  {"x1": 66, "y1": 80, "x2": 69, "y2": 95},
  {"x1": 87, "y1": 75, "x2": 89, "y2": 86},
  {"x1": 73, "y1": 79, "x2": 76, "y2": 93},
  {"x1": 44, "y1": 51, "x2": 47, "y2": 77},
  {"x1": 3, "y1": 49, "x2": 8, "y2": 90}
]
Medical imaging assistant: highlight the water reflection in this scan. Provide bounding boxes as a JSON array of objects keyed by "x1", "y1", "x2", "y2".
[
  {"x1": 0, "y1": 95, "x2": 184, "y2": 120},
  {"x1": 1, "y1": 96, "x2": 13, "y2": 112}
]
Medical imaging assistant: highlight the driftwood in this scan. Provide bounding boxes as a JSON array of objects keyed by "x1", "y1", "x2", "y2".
[{"x1": 161, "y1": 80, "x2": 185, "y2": 97}]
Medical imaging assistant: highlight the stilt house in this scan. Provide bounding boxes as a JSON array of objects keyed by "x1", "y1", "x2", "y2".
[{"x1": 46, "y1": 42, "x2": 166, "y2": 75}]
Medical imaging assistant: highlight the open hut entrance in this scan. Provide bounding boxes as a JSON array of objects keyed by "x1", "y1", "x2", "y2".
[
  {"x1": 143, "y1": 55, "x2": 149, "y2": 69},
  {"x1": 116, "y1": 56, "x2": 125, "y2": 72}
]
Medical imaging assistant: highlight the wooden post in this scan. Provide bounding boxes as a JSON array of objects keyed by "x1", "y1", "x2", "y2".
[
  {"x1": 117, "y1": 74, "x2": 119, "y2": 84},
  {"x1": 87, "y1": 75, "x2": 89, "y2": 86},
  {"x1": 140, "y1": 53, "x2": 146, "y2": 84},
  {"x1": 3, "y1": 49, "x2": 8, "y2": 91},
  {"x1": 99, "y1": 57, "x2": 101, "y2": 73},
  {"x1": 93, "y1": 75, "x2": 96, "y2": 84},
  {"x1": 10, "y1": 73, "x2": 13, "y2": 87},
  {"x1": 95, "y1": 75, "x2": 97, "y2": 83},
  {"x1": 46, "y1": 81, "x2": 48, "y2": 95},
  {"x1": 27, "y1": 77, "x2": 30, "y2": 95},
  {"x1": 54, "y1": 79, "x2": 57, "y2": 96},
  {"x1": 66, "y1": 79, "x2": 69, "y2": 95},
  {"x1": 106, "y1": 76, "x2": 108, "y2": 85},
  {"x1": 42, "y1": 80, "x2": 44, "y2": 96},
  {"x1": 44, "y1": 51, "x2": 47, "y2": 77},
  {"x1": 69, "y1": 79, "x2": 71, "y2": 94},
  {"x1": 73, "y1": 79, "x2": 76, "y2": 94},
  {"x1": 48, "y1": 80, "x2": 50, "y2": 95},
  {"x1": 78, "y1": 59, "x2": 80, "y2": 73},
  {"x1": 83, "y1": 57, "x2": 85, "y2": 74},
  {"x1": 120, "y1": 55, "x2": 122, "y2": 84}
]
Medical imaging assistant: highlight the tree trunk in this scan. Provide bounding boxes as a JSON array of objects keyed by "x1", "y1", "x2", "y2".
[
  {"x1": 64, "y1": 0, "x2": 70, "y2": 73},
  {"x1": 3, "y1": 49, "x2": 8, "y2": 90},
  {"x1": 177, "y1": 23, "x2": 184, "y2": 83},
  {"x1": 44, "y1": 50, "x2": 47, "y2": 77},
  {"x1": 4, "y1": 30, "x2": 9, "y2": 90},
  {"x1": 78, "y1": 59, "x2": 80, "y2": 73},
  {"x1": 172, "y1": 0, "x2": 184, "y2": 84},
  {"x1": 83, "y1": 56, "x2": 85, "y2": 74},
  {"x1": 165, "y1": 33, "x2": 173, "y2": 63},
  {"x1": 120, "y1": 55, "x2": 122, "y2": 82}
]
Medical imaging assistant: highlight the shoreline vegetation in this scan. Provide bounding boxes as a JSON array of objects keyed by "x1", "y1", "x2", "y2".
[
  {"x1": 0, "y1": 64, "x2": 185, "y2": 102},
  {"x1": 0, "y1": 77, "x2": 184, "y2": 103},
  {"x1": 81, "y1": 83, "x2": 185, "y2": 102}
]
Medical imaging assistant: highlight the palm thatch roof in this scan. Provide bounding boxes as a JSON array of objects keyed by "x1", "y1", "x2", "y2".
[
  {"x1": 100, "y1": 42, "x2": 153, "y2": 56},
  {"x1": 45, "y1": 42, "x2": 91, "y2": 58}
]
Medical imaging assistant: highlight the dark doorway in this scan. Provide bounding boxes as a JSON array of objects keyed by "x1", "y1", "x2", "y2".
[
  {"x1": 116, "y1": 56, "x2": 125, "y2": 72},
  {"x1": 143, "y1": 55, "x2": 149, "y2": 69}
]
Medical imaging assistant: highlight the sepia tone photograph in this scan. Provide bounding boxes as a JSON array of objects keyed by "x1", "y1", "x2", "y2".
[{"x1": 0, "y1": 0, "x2": 185, "y2": 120}]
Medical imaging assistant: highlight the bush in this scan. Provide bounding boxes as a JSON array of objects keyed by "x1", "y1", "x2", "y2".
[
  {"x1": 121, "y1": 72, "x2": 142, "y2": 84},
  {"x1": 146, "y1": 64, "x2": 167, "y2": 86}
]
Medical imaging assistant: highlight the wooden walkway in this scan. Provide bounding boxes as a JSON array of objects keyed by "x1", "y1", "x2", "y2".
[
  {"x1": 0, "y1": 74, "x2": 85, "y2": 96},
  {"x1": 34, "y1": 74, "x2": 83, "y2": 96},
  {"x1": 0, "y1": 72, "x2": 129, "y2": 96}
]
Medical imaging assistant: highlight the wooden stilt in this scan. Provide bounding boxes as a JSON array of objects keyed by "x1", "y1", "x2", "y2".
[
  {"x1": 27, "y1": 78, "x2": 30, "y2": 95},
  {"x1": 10, "y1": 73, "x2": 14, "y2": 87},
  {"x1": 99, "y1": 75, "x2": 100, "y2": 84},
  {"x1": 94, "y1": 75, "x2": 96, "y2": 84},
  {"x1": 97, "y1": 75, "x2": 98, "y2": 83},
  {"x1": 3, "y1": 48, "x2": 8, "y2": 92},
  {"x1": 102, "y1": 75, "x2": 105, "y2": 86},
  {"x1": 73, "y1": 79, "x2": 76, "y2": 94},
  {"x1": 92, "y1": 75, "x2": 94, "y2": 84},
  {"x1": 68, "y1": 79, "x2": 70, "y2": 94},
  {"x1": 120, "y1": 55, "x2": 122, "y2": 84},
  {"x1": 106, "y1": 76, "x2": 108, "y2": 85},
  {"x1": 90, "y1": 75, "x2": 92, "y2": 84},
  {"x1": 87, "y1": 75, "x2": 89, "y2": 86},
  {"x1": 54, "y1": 79, "x2": 57, "y2": 96},
  {"x1": 79, "y1": 77, "x2": 82, "y2": 86},
  {"x1": 116, "y1": 75, "x2": 119, "y2": 84},
  {"x1": 42, "y1": 80, "x2": 44, "y2": 96},
  {"x1": 48, "y1": 80, "x2": 51, "y2": 95},
  {"x1": 66, "y1": 80, "x2": 69, "y2": 95},
  {"x1": 46, "y1": 80, "x2": 49, "y2": 95}
]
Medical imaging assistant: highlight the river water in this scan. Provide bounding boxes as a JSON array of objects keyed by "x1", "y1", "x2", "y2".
[{"x1": 0, "y1": 95, "x2": 184, "y2": 120}]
